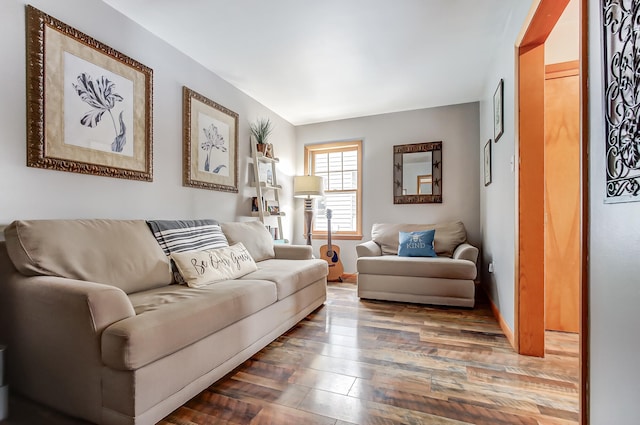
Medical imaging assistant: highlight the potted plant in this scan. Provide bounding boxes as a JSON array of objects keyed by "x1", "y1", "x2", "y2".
[{"x1": 250, "y1": 118, "x2": 274, "y2": 156}]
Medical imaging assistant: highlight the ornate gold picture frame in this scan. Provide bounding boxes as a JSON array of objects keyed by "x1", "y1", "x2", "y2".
[
  {"x1": 25, "y1": 6, "x2": 153, "y2": 181},
  {"x1": 183, "y1": 87, "x2": 238, "y2": 192}
]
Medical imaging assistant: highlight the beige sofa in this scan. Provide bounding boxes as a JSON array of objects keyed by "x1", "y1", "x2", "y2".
[
  {"x1": 356, "y1": 221, "x2": 478, "y2": 307},
  {"x1": 0, "y1": 219, "x2": 327, "y2": 425}
]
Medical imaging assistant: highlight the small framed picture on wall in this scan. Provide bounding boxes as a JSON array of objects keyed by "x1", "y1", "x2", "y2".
[
  {"x1": 484, "y1": 139, "x2": 492, "y2": 186},
  {"x1": 493, "y1": 79, "x2": 504, "y2": 142}
]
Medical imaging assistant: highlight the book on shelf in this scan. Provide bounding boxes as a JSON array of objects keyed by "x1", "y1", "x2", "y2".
[
  {"x1": 265, "y1": 200, "x2": 280, "y2": 215},
  {"x1": 265, "y1": 225, "x2": 279, "y2": 240},
  {"x1": 251, "y1": 197, "x2": 262, "y2": 212},
  {"x1": 252, "y1": 197, "x2": 282, "y2": 215}
]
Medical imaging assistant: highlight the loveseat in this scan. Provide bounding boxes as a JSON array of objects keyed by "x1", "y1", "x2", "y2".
[
  {"x1": 0, "y1": 219, "x2": 328, "y2": 425},
  {"x1": 356, "y1": 221, "x2": 478, "y2": 307}
]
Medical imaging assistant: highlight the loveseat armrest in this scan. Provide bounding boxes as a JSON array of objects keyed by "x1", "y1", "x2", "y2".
[
  {"x1": 356, "y1": 240, "x2": 382, "y2": 258},
  {"x1": 453, "y1": 243, "x2": 479, "y2": 264},
  {"x1": 274, "y1": 244, "x2": 313, "y2": 260}
]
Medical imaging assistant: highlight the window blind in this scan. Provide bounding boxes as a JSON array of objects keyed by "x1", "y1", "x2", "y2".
[{"x1": 312, "y1": 149, "x2": 358, "y2": 233}]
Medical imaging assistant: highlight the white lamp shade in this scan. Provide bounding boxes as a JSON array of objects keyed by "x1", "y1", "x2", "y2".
[{"x1": 293, "y1": 175, "x2": 324, "y2": 198}]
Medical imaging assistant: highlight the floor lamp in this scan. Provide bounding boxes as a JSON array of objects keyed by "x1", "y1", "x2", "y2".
[{"x1": 293, "y1": 175, "x2": 324, "y2": 245}]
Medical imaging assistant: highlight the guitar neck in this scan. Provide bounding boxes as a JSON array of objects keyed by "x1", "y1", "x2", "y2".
[{"x1": 326, "y1": 209, "x2": 334, "y2": 251}]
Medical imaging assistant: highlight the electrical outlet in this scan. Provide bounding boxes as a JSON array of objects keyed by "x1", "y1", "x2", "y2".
[{"x1": 488, "y1": 262, "x2": 494, "y2": 273}]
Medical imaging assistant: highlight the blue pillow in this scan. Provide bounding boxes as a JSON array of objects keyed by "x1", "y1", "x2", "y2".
[{"x1": 398, "y1": 230, "x2": 437, "y2": 257}]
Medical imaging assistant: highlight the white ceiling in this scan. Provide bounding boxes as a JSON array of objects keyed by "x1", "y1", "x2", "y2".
[{"x1": 101, "y1": 0, "x2": 525, "y2": 125}]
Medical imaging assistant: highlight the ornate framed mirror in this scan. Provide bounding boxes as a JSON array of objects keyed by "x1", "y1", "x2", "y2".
[{"x1": 393, "y1": 141, "x2": 442, "y2": 204}]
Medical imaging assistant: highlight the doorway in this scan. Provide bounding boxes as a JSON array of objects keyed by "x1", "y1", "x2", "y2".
[{"x1": 515, "y1": 0, "x2": 588, "y2": 423}]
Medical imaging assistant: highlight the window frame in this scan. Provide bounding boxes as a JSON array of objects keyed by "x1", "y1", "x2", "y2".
[{"x1": 304, "y1": 140, "x2": 363, "y2": 240}]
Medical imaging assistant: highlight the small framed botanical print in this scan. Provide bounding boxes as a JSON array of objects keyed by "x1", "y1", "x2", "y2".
[
  {"x1": 484, "y1": 139, "x2": 492, "y2": 186},
  {"x1": 493, "y1": 79, "x2": 504, "y2": 142}
]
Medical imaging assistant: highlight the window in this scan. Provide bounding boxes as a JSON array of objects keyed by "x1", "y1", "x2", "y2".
[{"x1": 304, "y1": 140, "x2": 362, "y2": 240}]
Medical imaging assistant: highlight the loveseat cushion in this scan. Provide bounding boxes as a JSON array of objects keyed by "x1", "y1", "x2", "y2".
[
  {"x1": 4, "y1": 219, "x2": 172, "y2": 293},
  {"x1": 398, "y1": 230, "x2": 436, "y2": 257},
  {"x1": 372, "y1": 221, "x2": 468, "y2": 257},
  {"x1": 101, "y1": 279, "x2": 277, "y2": 370},
  {"x1": 357, "y1": 255, "x2": 477, "y2": 280},
  {"x1": 239, "y1": 259, "x2": 328, "y2": 300}
]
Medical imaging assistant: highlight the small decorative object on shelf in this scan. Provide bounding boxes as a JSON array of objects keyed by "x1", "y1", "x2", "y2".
[
  {"x1": 268, "y1": 226, "x2": 279, "y2": 240},
  {"x1": 265, "y1": 226, "x2": 287, "y2": 243},
  {"x1": 251, "y1": 197, "x2": 262, "y2": 212},
  {"x1": 266, "y1": 169, "x2": 273, "y2": 185},
  {"x1": 265, "y1": 143, "x2": 274, "y2": 159}
]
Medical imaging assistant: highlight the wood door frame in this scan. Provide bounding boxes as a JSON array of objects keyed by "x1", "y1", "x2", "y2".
[{"x1": 515, "y1": 0, "x2": 589, "y2": 423}]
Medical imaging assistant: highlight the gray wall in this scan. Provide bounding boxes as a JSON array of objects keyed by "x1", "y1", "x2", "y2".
[
  {"x1": 0, "y1": 0, "x2": 296, "y2": 239},
  {"x1": 588, "y1": 1, "x2": 640, "y2": 422},
  {"x1": 479, "y1": 0, "x2": 580, "y2": 338},
  {"x1": 478, "y1": 0, "x2": 532, "y2": 332},
  {"x1": 295, "y1": 103, "x2": 480, "y2": 273}
]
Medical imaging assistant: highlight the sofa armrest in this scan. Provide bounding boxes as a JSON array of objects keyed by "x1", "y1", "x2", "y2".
[
  {"x1": 356, "y1": 240, "x2": 382, "y2": 258},
  {"x1": 1, "y1": 274, "x2": 135, "y2": 344},
  {"x1": 274, "y1": 244, "x2": 313, "y2": 260},
  {"x1": 0, "y1": 271, "x2": 135, "y2": 420},
  {"x1": 453, "y1": 243, "x2": 479, "y2": 264}
]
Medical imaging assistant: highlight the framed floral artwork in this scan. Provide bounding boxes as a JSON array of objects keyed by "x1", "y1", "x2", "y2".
[
  {"x1": 182, "y1": 87, "x2": 238, "y2": 192},
  {"x1": 25, "y1": 6, "x2": 153, "y2": 181}
]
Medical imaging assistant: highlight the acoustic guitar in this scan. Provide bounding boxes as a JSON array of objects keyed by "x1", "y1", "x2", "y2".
[{"x1": 320, "y1": 209, "x2": 344, "y2": 282}]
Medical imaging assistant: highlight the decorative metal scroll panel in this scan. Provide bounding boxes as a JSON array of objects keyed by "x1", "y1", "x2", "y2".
[{"x1": 603, "y1": 0, "x2": 640, "y2": 202}]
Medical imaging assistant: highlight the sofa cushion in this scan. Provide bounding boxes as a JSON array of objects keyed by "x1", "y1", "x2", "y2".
[
  {"x1": 398, "y1": 230, "x2": 437, "y2": 257},
  {"x1": 239, "y1": 258, "x2": 328, "y2": 300},
  {"x1": 372, "y1": 221, "x2": 467, "y2": 257},
  {"x1": 147, "y1": 219, "x2": 228, "y2": 283},
  {"x1": 221, "y1": 221, "x2": 275, "y2": 262},
  {"x1": 357, "y1": 255, "x2": 477, "y2": 280},
  {"x1": 171, "y1": 243, "x2": 258, "y2": 288},
  {"x1": 102, "y1": 279, "x2": 277, "y2": 370},
  {"x1": 4, "y1": 219, "x2": 172, "y2": 293}
]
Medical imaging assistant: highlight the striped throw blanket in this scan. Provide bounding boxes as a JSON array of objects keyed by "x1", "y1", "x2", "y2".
[{"x1": 147, "y1": 219, "x2": 229, "y2": 283}]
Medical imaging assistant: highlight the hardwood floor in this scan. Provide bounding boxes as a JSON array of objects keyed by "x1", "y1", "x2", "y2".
[{"x1": 5, "y1": 282, "x2": 579, "y2": 425}]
